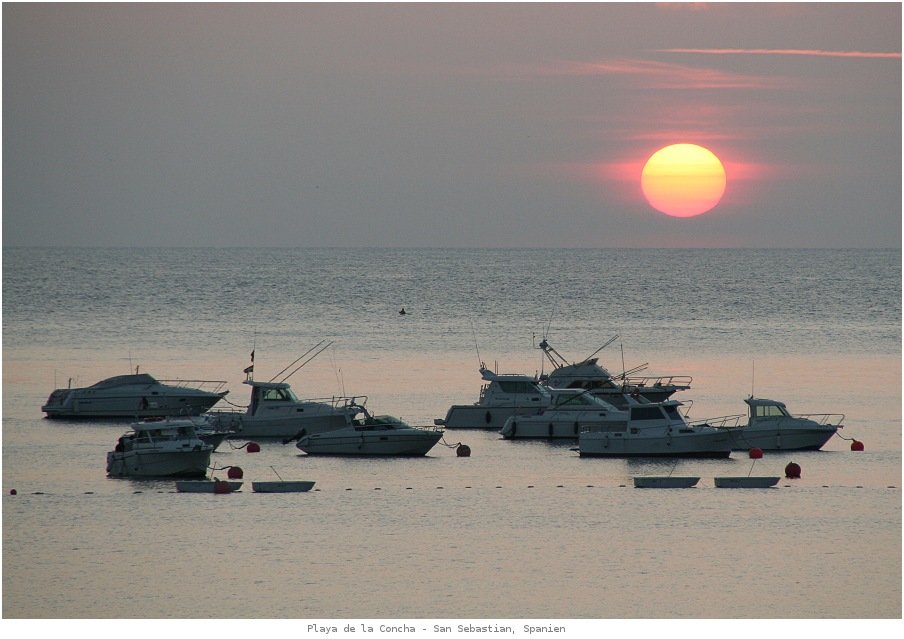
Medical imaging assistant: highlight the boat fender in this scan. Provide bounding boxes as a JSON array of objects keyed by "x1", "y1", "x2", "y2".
[
  {"x1": 485, "y1": 411, "x2": 492, "y2": 424},
  {"x1": 510, "y1": 421, "x2": 517, "y2": 437},
  {"x1": 574, "y1": 421, "x2": 579, "y2": 435},
  {"x1": 548, "y1": 423, "x2": 554, "y2": 439}
]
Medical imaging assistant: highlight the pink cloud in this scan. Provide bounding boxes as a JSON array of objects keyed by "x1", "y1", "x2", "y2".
[{"x1": 657, "y1": 48, "x2": 901, "y2": 59}]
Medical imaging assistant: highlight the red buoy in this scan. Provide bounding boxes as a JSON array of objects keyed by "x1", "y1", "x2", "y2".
[
  {"x1": 227, "y1": 466, "x2": 244, "y2": 479},
  {"x1": 456, "y1": 444, "x2": 471, "y2": 457},
  {"x1": 851, "y1": 440, "x2": 865, "y2": 451},
  {"x1": 246, "y1": 442, "x2": 261, "y2": 453},
  {"x1": 785, "y1": 462, "x2": 802, "y2": 478},
  {"x1": 214, "y1": 480, "x2": 232, "y2": 494},
  {"x1": 749, "y1": 448, "x2": 763, "y2": 459},
  {"x1": 10, "y1": 489, "x2": 17, "y2": 495}
]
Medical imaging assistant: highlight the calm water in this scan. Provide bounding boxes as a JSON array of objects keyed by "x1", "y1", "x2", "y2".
[{"x1": 2, "y1": 248, "x2": 901, "y2": 621}]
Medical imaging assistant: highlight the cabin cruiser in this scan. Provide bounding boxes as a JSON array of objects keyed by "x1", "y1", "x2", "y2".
[
  {"x1": 576, "y1": 397, "x2": 732, "y2": 458},
  {"x1": 206, "y1": 379, "x2": 361, "y2": 439},
  {"x1": 537, "y1": 338, "x2": 691, "y2": 408},
  {"x1": 106, "y1": 421, "x2": 213, "y2": 477},
  {"x1": 434, "y1": 367, "x2": 559, "y2": 429},
  {"x1": 693, "y1": 397, "x2": 844, "y2": 451},
  {"x1": 42, "y1": 372, "x2": 228, "y2": 419},
  {"x1": 287, "y1": 403, "x2": 444, "y2": 456},
  {"x1": 499, "y1": 389, "x2": 622, "y2": 439}
]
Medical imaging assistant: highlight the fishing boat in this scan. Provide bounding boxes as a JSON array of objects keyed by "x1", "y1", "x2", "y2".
[
  {"x1": 42, "y1": 372, "x2": 228, "y2": 419},
  {"x1": 106, "y1": 421, "x2": 213, "y2": 477},
  {"x1": 205, "y1": 343, "x2": 363, "y2": 438},
  {"x1": 537, "y1": 337, "x2": 691, "y2": 408},
  {"x1": 252, "y1": 481, "x2": 316, "y2": 493},
  {"x1": 576, "y1": 397, "x2": 733, "y2": 458},
  {"x1": 434, "y1": 367, "x2": 558, "y2": 429},
  {"x1": 290, "y1": 403, "x2": 443, "y2": 456},
  {"x1": 692, "y1": 397, "x2": 843, "y2": 451}
]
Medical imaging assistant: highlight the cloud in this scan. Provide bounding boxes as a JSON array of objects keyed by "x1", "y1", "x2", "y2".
[
  {"x1": 657, "y1": 48, "x2": 901, "y2": 59},
  {"x1": 535, "y1": 58, "x2": 787, "y2": 90}
]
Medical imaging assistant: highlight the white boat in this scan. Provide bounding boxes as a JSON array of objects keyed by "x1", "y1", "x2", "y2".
[
  {"x1": 434, "y1": 367, "x2": 559, "y2": 429},
  {"x1": 293, "y1": 405, "x2": 443, "y2": 456},
  {"x1": 175, "y1": 480, "x2": 243, "y2": 493},
  {"x1": 252, "y1": 481, "x2": 316, "y2": 493},
  {"x1": 537, "y1": 338, "x2": 692, "y2": 408},
  {"x1": 499, "y1": 389, "x2": 622, "y2": 439},
  {"x1": 633, "y1": 476, "x2": 700, "y2": 488},
  {"x1": 576, "y1": 397, "x2": 733, "y2": 458},
  {"x1": 206, "y1": 379, "x2": 361, "y2": 439},
  {"x1": 42, "y1": 372, "x2": 228, "y2": 419},
  {"x1": 693, "y1": 397, "x2": 843, "y2": 451},
  {"x1": 106, "y1": 421, "x2": 213, "y2": 477},
  {"x1": 714, "y1": 476, "x2": 780, "y2": 488}
]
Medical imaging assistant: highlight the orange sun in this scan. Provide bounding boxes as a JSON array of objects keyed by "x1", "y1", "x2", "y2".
[{"x1": 641, "y1": 144, "x2": 726, "y2": 217}]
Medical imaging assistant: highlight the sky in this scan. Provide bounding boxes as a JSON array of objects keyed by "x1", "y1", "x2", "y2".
[{"x1": 2, "y1": 2, "x2": 901, "y2": 248}]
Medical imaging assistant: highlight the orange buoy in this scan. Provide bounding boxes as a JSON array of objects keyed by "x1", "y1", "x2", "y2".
[
  {"x1": 246, "y1": 442, "x2": 261, "y2": 453},
  {"x1": 785, "y1": 462, "x2": 802, "y2": 478},
  {"x1": 214, "y1": 480, "x2": 232, "y2": 494},
  {"x1": 456, "y1": 444, "x2": 471, "y2": 457},
  {"x1": 749, "y1": 448, "x2": 763, "y2": 459},
  {"x1": 851, "y1": 440, "x2": 865, "y2": 451},
  {"x1": 227, "y1": 466, "x2": 243, "y2": 479}
]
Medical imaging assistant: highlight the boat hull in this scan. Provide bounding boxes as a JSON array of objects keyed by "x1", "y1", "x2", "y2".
[
  {"x1": 208, "y1": 410, "x2": 349, "y2": 438},
  {"x1": 579, "y1": 430, "x2": 732, "y2": 458},
  {"x1": 500, "y1": 414, "x2": 609, "y2": 439},
  {"x1": 633, "y1": 476, "x2": 700, "y2": 488},
  {"x1": 437, "y1": 405, "x2": 543, "y2": 429},
  {"x1": 251, "y1": 481, "x2": 316, "y2": 493},
  {"x1": 297, "y1": 431, "x2": 443, "y2": 456},
  {"x1": 175, "y1": 480, "x2": 243, "y2": 492},
  {"x1": 106, "y1": 448, "x2": 211, "y2": 477},
  {"x1": 714, "y1": 476, "x2": 781, "y2": 488},
  {"x1": 43, "y1": 393, "x2": 223, "y2": 419},
  {"x1": 722, "y1": 426, "x2": 837, "y2": 451}
]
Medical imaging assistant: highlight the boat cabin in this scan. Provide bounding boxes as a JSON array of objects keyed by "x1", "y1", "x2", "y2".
[
  {"x1": 745, "y1": 398, "x2": 791, "y2": 419},
  {"x1": 477, "y1": 368, "x2": 552, "y2": 406}
]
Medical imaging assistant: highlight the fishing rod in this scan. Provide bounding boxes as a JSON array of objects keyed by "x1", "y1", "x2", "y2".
[{"x1": 278, "y1": 341, "x2": 334, "y2": 383}]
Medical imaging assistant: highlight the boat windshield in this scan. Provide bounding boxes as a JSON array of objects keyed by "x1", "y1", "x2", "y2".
[
  {"x1": 262, "y1": 387, "x2": 298, "y2": 402},
  {"x1": 630, "y1": 406, "x2": 665, "y2": 421},
  {"x1": 752, "y1": 404, "x2": 791, "y2": 418},
  {"x1": 554, "y1": 393, "x2": 597, "y2": 407}
]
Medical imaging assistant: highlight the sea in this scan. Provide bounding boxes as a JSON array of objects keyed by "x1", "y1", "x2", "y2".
[{"x1": 1, "y1": 248, "x2": 901, "y2": 630}]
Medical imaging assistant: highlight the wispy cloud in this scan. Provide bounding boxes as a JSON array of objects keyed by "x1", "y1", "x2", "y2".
[
  {"x1": 657, "y1": 48, "x2": 901, "y2": 59},
  {"x1": 541, "y1": 58, "x2": 787, "y2": 90}
]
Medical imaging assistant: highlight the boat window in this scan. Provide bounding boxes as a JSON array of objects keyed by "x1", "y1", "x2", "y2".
[
  {"x1": 663, "y1": 405, "x2": 683, "y2": 420},
  {"x1": 555, "y1": 394, "x2": 593, "y2": 406},
  {"x1": 630, "y1": 406, "x2": 664, "y2": 420},
  {"x1": 497, "y1": 381, "x2": 541, "y2": 394},
  {"x1": 263, "y1": 388, "x2": 292, "y2": 401},
  {"x1": 754, "y1": 404, "x2": 790, "y2": 418}
]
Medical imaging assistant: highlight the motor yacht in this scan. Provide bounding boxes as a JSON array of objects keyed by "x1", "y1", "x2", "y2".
[
  {"x1": 537, "y1": 338, "x2": 691, "y2": 408},
  {"x1": 106, "y1": 421, "x2": 213, "y2": 477},
  {"x1": 576, "y1": 397, "x2": 732, "y2": 458},
  {"x1": 434, "y1": 367, "x2": 558, "y2": 429},
  {"x1": 693, "y1": 397, "x2": 843, "y2": 451},
  {"x1": 498, "y1": 389, "x2": 621, "y2": 439},
  {"x1": 42, "y1": 372, "x2": 228, "y2": 419},
  {"x1": 289, "y1": 403, "x2": 443, "y2": 456}
]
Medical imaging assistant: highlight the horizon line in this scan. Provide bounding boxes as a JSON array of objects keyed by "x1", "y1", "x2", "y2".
[{"x1": 656, "y1": 48, "x2": 902, "y2": 59}]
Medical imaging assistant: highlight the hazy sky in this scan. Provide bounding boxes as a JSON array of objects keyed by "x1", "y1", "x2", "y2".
[{"x1": 3, "y1": 2, "x2": 901, "y2": 248}]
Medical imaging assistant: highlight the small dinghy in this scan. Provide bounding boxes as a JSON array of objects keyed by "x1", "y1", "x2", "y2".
[
  {"x1": 714, "y1": 476, "x2": 780, "y2": 488},
  {"x1": 252, "y1": 481, "x2": 315, "y2": 493},
  {"x1": 633, "y1": 476, "x2": 700, "y2": 488},
  {"x1": 175, "y1": 479, "x2": 243, "y2": 493},
  {"x1": 251, "y1": 466, "x2": 315, "y2": 493}
]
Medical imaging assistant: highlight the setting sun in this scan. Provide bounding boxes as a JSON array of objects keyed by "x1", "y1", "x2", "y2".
[{"x1": 641, "y1": 144, "x2": 726, "y2": 217}]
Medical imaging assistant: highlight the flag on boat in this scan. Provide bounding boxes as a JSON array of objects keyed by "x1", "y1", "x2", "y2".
[{"x1": 243, "y1": 365, "x2": 254, "y2": 374}]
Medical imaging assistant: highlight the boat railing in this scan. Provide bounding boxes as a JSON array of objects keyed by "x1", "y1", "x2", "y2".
[
  {"x1": 622, "y1": 375, "x2": 693, "y2": 389},
  {"x1": 794, "y1": 412, "x2": 846, "y2": 426},
  {"x1": 159, "y1": 379, "x2": 229, "y2": 394},
  {"x1": 209, "y1": 395, "x2": 367, "y2": 416},
  {"x1": 685, "y1": 414, "x2": 746, "y2": 429}
]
